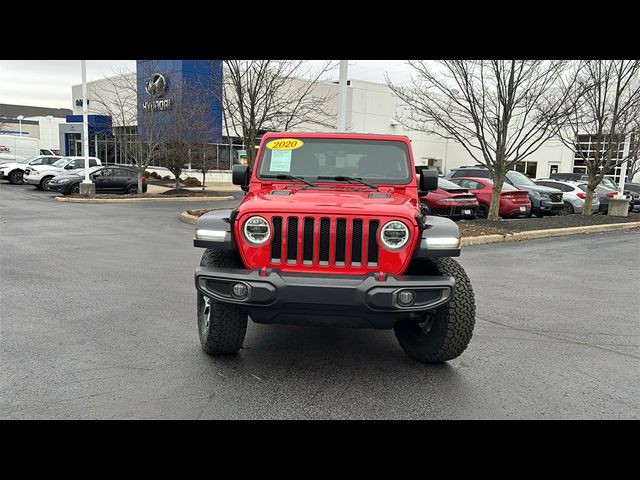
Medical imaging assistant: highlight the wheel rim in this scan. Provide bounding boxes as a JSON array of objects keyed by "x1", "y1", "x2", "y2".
[
  {"x1": 564, "y1": 202, "x2": 573, "y2": 214},
  {"x1": 200, "y1": 296, "x2": 211, "y2": 335},
  {"x1": 127, "y1": 186, "x2": 137, "y2": 194},
  {"x1": 11, "y1": 172, "x2": 23, "y2": 184},
  {"x1": 43, "y1": 178, "x2": 51, "y2": 190},
  {"x1": 71, "y1": 185, "x2": 79, "y2": 194}
]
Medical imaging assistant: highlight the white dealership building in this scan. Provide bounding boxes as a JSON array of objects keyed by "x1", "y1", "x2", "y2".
[{"x1": 68, "y1": 67, "x2": 633, "y2": 182}]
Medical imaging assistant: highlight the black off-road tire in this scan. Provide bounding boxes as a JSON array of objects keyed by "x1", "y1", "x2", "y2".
[
  {"x1": 8, "y1": 170, "x2": 24, "y2": 185},
  {"x1": 394, "y1": 257, "x2": 476, "y2": 363},
  {"x1": 197, "y1": 249, "x2": 248, "y2": 355}
]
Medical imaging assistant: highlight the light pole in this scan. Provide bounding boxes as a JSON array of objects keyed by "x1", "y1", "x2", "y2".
[
  {"x1": 46, "y1": 115, "x2": 53, "y2": 149},
  {"x1": 80, "y1": 60, "x2": 95, "y2": 196},
  {"x1": 337, "y1": 60, "x2": 348, "y2": 132},
  {"x1": 17, "y1": 115, "x2": 24, "y2": 135}
]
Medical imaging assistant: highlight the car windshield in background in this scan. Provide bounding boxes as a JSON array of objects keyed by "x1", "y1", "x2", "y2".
[
  {"x1": 438, "y1": 178, "x2": 467, "y2": 190},
  {"x1": 506, "y1": 170, "x2": 537, "y2": 187},
  {"x1": 601, "y1": 177, "x2": 618, "y2": 189},
  {"x1": 17, "y1": 156, "x2": 38, "y2": 164},
  {"x1": 52, "y1": 158, "x2": 72, "y2": 168},
  {"x1": 257, "y1": 138, "x2": 412, "y2": 184}
]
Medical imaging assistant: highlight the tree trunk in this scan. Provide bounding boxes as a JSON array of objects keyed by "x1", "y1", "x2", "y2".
[
  {"x1": 582, "y1": 188, "x2": 595, "y2": 216},
  {"x1": 138, "y1": 170, "x2": 143, "y2": 194},
  {"x1": 488, "y1": 180, "x2": 502, "y2": 221},
  {"x1": 175, "y1": 173, "x2": 180, "y2": 190},
  {"x1": 202, "y1": 170, "x2": 206, "y2": 191}
]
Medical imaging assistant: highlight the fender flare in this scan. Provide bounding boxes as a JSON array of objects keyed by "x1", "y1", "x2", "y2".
[{"x1": 193, "y1": 209, "x2": 237, "y2": 251}]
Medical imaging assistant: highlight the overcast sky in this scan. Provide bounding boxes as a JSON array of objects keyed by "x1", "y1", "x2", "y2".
[{"x1": 0, "y1": 60, "x2": 417, "y2": 110}]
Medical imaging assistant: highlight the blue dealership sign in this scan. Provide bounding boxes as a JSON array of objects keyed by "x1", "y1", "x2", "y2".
[{"x1": 136, "y1": 60, "x2": 223, "y2": 143}]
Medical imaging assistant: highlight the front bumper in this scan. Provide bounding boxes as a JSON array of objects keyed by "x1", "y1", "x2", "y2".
[
  {"x1": 47, "y1": 182, "x2": 69, "y2": 193},
  {"x1": 535, "y1": 199, "x2": 565, "y2": 214},
  {"x1": 195, "y1": 267, "x2": 455, "y2": 329},
  {"x1": 23, "y1": 175, "x2": 42, "y2": 185}
]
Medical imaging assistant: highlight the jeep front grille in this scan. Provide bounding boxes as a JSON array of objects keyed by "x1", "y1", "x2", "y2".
[{"x1": 270, "y1": 216, "x2": 379, "y2": 268}]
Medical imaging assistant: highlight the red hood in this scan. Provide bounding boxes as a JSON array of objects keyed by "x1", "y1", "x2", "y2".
[{"x1": 237, "y1": 186, "x2": 420, "y2": 220}]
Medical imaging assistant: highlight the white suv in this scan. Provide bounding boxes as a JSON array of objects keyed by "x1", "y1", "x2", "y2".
[
  {"x1": 0, "y1": 155, "x2": 61, "y2": 184},
  {"x1": 24, "y1": 156, "x2": 102, "y2": 190}
]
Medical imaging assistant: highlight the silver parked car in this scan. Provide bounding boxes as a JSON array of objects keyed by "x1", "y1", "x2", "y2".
[{"x1": 534, "y1": 179, "x2": 599, "y2": 214}]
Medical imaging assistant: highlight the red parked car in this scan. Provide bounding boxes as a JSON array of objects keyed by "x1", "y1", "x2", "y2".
[
  {"x1": 448, "y1": 177, "x2": 531, "y2": 218},
  {"x1": 419, "y1": 177, "x2": 479, "y2": 219}
]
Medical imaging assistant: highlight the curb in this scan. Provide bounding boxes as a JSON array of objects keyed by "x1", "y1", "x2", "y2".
[
  {"x1": 460, "y1": 221, "x2": 640, "y2": 246},
  {"x1": 55, "y1": 195, "x2": 234, "y2": 204},
  {"x1": 180, "y1": 211, "x2": 198, "y2": 224}
]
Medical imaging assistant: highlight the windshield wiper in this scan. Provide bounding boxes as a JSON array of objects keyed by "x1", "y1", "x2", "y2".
[
  {"x1": 317, "y1": 175, "x2": 379, "y2": 190},
  {"x1": 262, "y1": 174, "x2": 318, "y2": 188}
]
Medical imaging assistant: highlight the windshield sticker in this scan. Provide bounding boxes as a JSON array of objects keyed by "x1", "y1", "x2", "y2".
[
  {"x1": 270, "y1": 150, "x2": 292, "y2": 172},
  {"x1": 266, "y1": 138, "x2": 304, "y2": 150}
]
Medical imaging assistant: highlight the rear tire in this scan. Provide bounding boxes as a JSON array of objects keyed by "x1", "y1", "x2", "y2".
[
  {"x1": 126, "y1": 185, "x2": 138, "y2": 194},
  {"x1": 197, "y1": 249, "x2": 248, "y2": 355},
  {"x1": 476, "y1": 203, "x2": 489, "y2": 219},
  {"x1": 564, "y1": 201, "x2": 574, "y2": 215},
  {"x1": 394, "y1": 257, "x2": 476, "y2": 363},
  {"x1": 8, "y1": 170, "x2": 23, "y2": 185},
  {"x1": 420, "y1": 200, "x2": 432, "y2": 215}
]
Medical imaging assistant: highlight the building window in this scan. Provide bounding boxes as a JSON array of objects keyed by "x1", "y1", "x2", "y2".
[
  {"x1": 514, "y1": 161, "x2": 537, "y2": 178},
  {"x1": 572, "y1": 133, "x2": 630, "y2": 181}
]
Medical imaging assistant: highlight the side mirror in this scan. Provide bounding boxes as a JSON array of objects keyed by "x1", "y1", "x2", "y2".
[
  {"x1": 64, "y1": 165, "x2": 73, "y2": 170},
  {"x1": 419, "y1": 168, "x2": 438, "y2": 192},
  {"x1": 232, "y1": 164, "x2": 249, "y2": 187}
]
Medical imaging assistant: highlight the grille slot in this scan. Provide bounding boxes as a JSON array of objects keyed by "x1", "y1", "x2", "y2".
[
  {"x1": 549, "y1": 192, "x2": 562, "y2": 202},
  {"x1": 271, "y1": 217, "x2": 282, "y2": 262},
  {"x1": 319, "y1": 218, "x2": 330, "y2": 265},
  {"x1": 335, "y1": 219, "x2": 347, "y2": 266},
  {"x1": 286, "y1": 217, "x2": 298, "y2": 264},
  {"x1": 367, "y1": 220, "x2": 379, "y2": 266},
  {"x1": 303, "y1": 218, "x2": 314, "y2": 265},
  {"x1": 351, "y1": 219, "x2": 363, "y2": 266}
]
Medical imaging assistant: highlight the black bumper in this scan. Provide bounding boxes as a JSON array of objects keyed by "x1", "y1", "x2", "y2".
[
  {"x1": 195, "y1": 267, "x2": 455, "y2": 329},
  {"x1": 534, "y1": 199, "x2": 565, "y2": 215}
]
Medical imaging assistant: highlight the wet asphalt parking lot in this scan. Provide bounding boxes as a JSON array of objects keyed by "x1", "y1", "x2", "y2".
[{"x1": 1, "y1": 182, "x2": 639, "y2": 419}]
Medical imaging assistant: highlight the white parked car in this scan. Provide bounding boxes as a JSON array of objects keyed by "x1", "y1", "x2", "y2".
[
  {"x1": 534, "y1": 179, "x2": 600, "y2": 214},
  {"x1": 23, "y1": 156, "x2": 102, "y2": 190},
  {"x1": 0, "y1": 155, "x2": 61, "y2": 184}
]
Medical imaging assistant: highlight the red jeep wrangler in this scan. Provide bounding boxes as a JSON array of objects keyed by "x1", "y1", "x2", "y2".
[{"x1": 193, "y1": 132, "x2": 476, "y2": 363}]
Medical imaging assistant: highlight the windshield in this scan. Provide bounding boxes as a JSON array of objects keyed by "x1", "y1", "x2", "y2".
[
  {"x1": 52, "y1": 158, "x2": 72, "y2": 168},
  {"x1": 600, "y1": 177, "x2": 618, "y2": 189},
  {"x1": 17, "y1": 155, "x2": 39, "y2": 164},
  {"x1": 506, "y1": 170, "x2": 537, "y2": 187},
  {"x1": 257, "y1": 138, "x2": 412, "y2": 185},
  {"x1": 438, "y1": 178, "x2": 467, "y2": 190}
]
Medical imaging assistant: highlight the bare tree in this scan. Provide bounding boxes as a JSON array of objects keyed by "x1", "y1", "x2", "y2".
[
  {"x1": 159, "y1": 80, "x2": 216, "y2": 190},
  {"x1": 91, "y1": 64, "x2": 168, "y2": 193},
  {"x1": 190, "y1": 144, "x2": 221, "y2": 191},
  {"x1": 557, "y1": 60, "x2": 640, "y2": 214},
  {"x1": 221, "y1": 60, "x2": 337, "y2": 167},
  {"x1": 627, "y1": 122, "x2": 640, "y2": 182},
  {"x1": 388, "y1": 60, "x2": 575, "y2": 221}
]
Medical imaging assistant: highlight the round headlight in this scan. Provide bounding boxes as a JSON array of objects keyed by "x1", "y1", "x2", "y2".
[
  {"x1": 243, "y1": 216, "x2": 271, "y2": 246},
  {"x1": 380, "y1": 220, "x2": 409, "y2": 250}
]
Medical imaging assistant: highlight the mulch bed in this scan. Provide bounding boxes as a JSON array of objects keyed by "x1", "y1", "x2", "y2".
[
  {"x1": 67, "y1": 191, "x2": 229, "y2": 200},
  {"x1": 187, "y1": 208, "x2": 640, "y2": 236},
  {"x1": 458, "y1": 212, "x2": 640, "y2": 237}
]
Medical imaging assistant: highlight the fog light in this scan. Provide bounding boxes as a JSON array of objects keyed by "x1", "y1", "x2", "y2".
[
  {"x1": 232, "y1": 283, "x2": 248, "y2": 299},
  {"x1": 397, "y1": 289, "x2": 415, "y2": 307}
]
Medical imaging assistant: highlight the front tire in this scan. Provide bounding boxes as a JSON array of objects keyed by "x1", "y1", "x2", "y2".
[
  {"x1": 8, "y1": 170, "x2": 23, "y2": 185},
  {"x1": 40, "y1": 176, "x2": 53, "y2": 191},
  {"x1": 69, "y1": 183, "x2": 80, "y2": 195},
  {"x1": 394, "y1": 257, "x2": 476, "y2": 363},
  {"x1": 197, "y1": 249, "x2": 248, "y2": 355}
]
